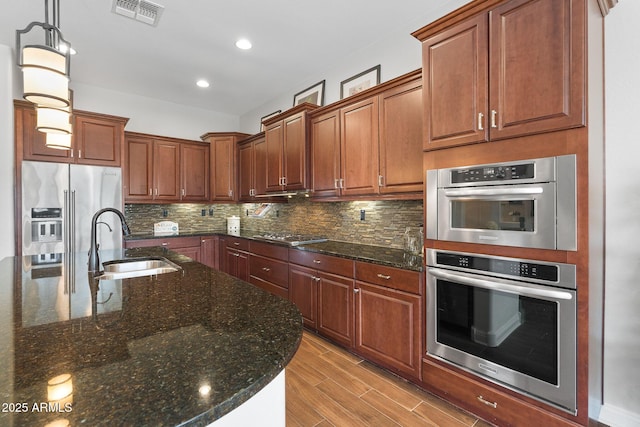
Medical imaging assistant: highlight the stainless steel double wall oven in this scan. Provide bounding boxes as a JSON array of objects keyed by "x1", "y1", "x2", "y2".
[{"x1": 425, "y1": 155, "x2": 578, "y2": 414}]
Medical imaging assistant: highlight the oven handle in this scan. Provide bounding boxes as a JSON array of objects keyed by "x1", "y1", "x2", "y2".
[
  {"x1": 443, "y1": 187, "x2": 544, "y2": 197},
  {"x1": 428, "y1": 268, "x2": 574, "y2": 300}
]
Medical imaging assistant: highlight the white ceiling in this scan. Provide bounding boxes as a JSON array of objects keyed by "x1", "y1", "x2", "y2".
[{"x1": 0, "y1": 0, "x2": 468, "y2": 116}]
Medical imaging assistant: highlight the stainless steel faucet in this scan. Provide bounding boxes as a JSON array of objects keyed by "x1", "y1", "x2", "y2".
[{"x1": 88, "y1": 208, "x2": 131, "y2": 272}]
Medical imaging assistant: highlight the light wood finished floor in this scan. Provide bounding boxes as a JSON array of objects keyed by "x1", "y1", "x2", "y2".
[{"x1": 286, "y1": 331, "x2": 493, "y2": 427}]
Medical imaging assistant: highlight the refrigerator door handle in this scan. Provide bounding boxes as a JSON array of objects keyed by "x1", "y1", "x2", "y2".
[
  {"x1": 71, "y1": 190, "x2": 76, "y2": 254},
  {"x1": 64, "y1": 190, "x2": 70, "y2": 251}
]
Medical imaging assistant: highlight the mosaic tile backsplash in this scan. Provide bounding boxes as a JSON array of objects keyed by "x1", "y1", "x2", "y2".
[{"x1": 125, "y1": 198, "x2": 423, "y2": 249}]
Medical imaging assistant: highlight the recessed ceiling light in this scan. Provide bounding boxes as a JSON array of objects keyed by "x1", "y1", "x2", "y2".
[
  {"x1": 196, "y1": 79, "x2": 210, "y2": 88},
  {"x1": 235, "y1": 39, "x2": 252, "y2": 50}
]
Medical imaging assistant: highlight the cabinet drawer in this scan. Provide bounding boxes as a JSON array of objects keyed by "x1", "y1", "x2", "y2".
[
  {"x1": 249, "y1": 240, "x2": 288, "y2": 261},
  {"x1": 125, "y1": 236, "x2": 201, "y2": 249},
  {"x1": 422, "y1": 359, "x2": 573, "y2": 427},
  {"x1": 289, "y1": 250, "x2": 354, "y2": 277},
  {"x1": 355, "y1": 262, "x2": 421, "y2": 294},
  {"x1": 249, "y1": 255, "x2": 289, "y2": 288},
  {"x1": 224, "y1": 236, "x2": 249, "y2": 251}
]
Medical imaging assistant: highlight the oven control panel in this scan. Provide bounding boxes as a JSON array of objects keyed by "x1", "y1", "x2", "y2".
[
  {"x1": 450, "y1": 162, "x2": 535, "y2": 183},
  {"x1": 435, "y1": 252, "x2": 558, "y2": 282}
]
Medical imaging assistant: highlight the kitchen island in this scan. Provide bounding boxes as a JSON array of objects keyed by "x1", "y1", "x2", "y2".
[{"x1": 0, "y1": 247, "x2": 303, "y2": 426}]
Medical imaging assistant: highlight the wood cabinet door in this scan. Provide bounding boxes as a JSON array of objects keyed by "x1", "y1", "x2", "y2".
[
  {"x1": 238, "y1": 141, "x2": 254, "y2": 201},
  {"x1": 317, "y1": 271, "x2": 354, "y2": 348},
  {"x1": 253, "y1": 135, "x2": 268, "y2": 196},
  {"x1": 74, "y1": 113, "x2": 123, "y2": 166},
  {"x1": 172, "y1": 245, "x2": 201, "y2": 262},
  {"x1": 17, "y1": 103, "x2": 72, "y2": 162},
  {"x1": 379, "y1": 81, "x2": 423, "y2": 194},
  {"x1": 489, "y1": 0, "x2": 585, "y2": 140},
  {"x1": 422, "y1": 13, "x2": 488, "y2": 149},
  {"x1": 282, "y1": 112, "x2": 307, "y2": 190},
  {"x1": 200, "y1": 236, "x2": 218, "y2": 269},
  {"x1": 340, "y1": 97, "x2": 379, "y2": 196},
  {"x1": 355, "y1": 281, "x2": 421, "y2": 379},
  {"x1": 289, "y1": 264, "x2": 318, "y2": 329},
  {"x1": 180, "y1": 143, "x2": 209, "y2": 201},
  {"x1": 124, "y1": 137, "x2": 153, "y2": 201},
  {"x1": 211, "y1": 136, "x2": 236, "y2": 201},
  {"x1": 153, "y1": 140, "x2": 180, "y2": 201},
  {"x1": 264, "y1": 122, "x2": 284, "y2": 192},
  {"x1": 310, "y1": 110, "x2": 341, "y2": 198}
]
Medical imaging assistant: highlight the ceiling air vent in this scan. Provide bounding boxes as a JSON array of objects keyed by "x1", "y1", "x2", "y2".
[{"x1": 112, "y1": 0, "x2": 164, "y2": 26}]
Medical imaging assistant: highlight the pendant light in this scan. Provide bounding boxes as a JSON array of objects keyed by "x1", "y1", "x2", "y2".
[{"x1": 16, "y1": 0, "x2": 74, "y2": 149}]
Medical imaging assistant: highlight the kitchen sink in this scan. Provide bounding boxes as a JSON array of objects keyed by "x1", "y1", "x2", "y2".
[{"x1": 95, "y1": 257, "x2": 181, "y2": 280}]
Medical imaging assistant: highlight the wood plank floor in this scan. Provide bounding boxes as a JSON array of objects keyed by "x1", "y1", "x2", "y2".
[{"x1": 285, "y1": 331, "x2": 494, "y2": 427}]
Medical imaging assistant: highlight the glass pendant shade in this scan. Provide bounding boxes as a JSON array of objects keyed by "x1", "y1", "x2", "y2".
[
  {"x1": 37, "y1": 106, "x2": 72, "y2": 135},
  {"x1": 46, "y1": 132, "x2": 73, "y2": 150},
  {"x1": 22, "y1": 45, "x2": 70, "y2": 108}
]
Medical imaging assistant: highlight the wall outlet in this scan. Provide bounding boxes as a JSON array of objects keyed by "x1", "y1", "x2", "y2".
[
  {"x1": 209, "y1": 208, "x2": 214, "y2": 216},
  {"x1": 360, "y1": 209, "x2": 365, "y2": 221},
  {"x1": 201, "y1": 209, "x2": 206, "y2": 216},
  {"x1": 162, "y1": 209, "x2": 168, "y2": 217}
]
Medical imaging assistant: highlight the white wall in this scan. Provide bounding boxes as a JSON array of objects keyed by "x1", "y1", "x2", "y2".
[
  {"x1": 0, "y1": 45, "x2": 15, "y2": 260},
  {"x1": 599, "y1": 1, "x2": 640, "y2": 426},
  {"x1": 70, "y1": 82, "x2": 239, "y2": 141}
]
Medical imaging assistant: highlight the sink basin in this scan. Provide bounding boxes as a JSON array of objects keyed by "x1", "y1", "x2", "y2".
[{"x1": 95, "y1": 257, "x2": 181, "y2": 280}]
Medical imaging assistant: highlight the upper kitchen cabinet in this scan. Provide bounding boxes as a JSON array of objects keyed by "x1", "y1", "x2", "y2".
[
  {"x1": 200, "y1": 132, "x2": 250, "y2": 202},
  {"x1": 238, "y1": 133, "x2": 268, "y2": 201},
  {"x1": 263, "y1": 103, "x2": 318, "y2": 193},
  {"x1": 124, "y1": 132, "x2": 209, "y2": 203},
  {"x1": 15, "y1": 100, "x2": 128, "y2": 166},
  {"x1": 310, "y1": 70, "x2": 423, "y2": 199},
  {"x1": 415, "y1": 0, "x2": 585, "y2": 150}
]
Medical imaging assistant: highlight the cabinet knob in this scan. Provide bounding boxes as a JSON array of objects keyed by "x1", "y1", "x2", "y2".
[
  {"x1": 233, "y1": 242, "x2": 240, "y2": 246},
  {"x1": 313, "y1": 259, "x2": 321, "y2": 264},
  {"x1": 376, "y1": 273, "x2": 391, "y2": 280},
  {"x1": 262, "y1": 267, "x2": 271, "y2": 272},
  {"x1": 161, "y1": 242, "x2": 168, "y2": 246},
  {"x1": 354, "y1": 288, "x2": 360, "y2": 293}
]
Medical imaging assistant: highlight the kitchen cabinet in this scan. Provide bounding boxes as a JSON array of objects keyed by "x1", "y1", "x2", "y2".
[
  {"x1": 289, "y1": 250, "x2": 355, "y2": 348},
  {"x1": 310, "y1": 71, "x2": 423, "y2": 199},
  {"x1": 263, "y1": 103, "x2": 317, "y2": 193},
  {"x1": 124, "y1": 236, "x2": 202, "y2": 262},
  {"x1": 200, "y1": 132, "x2": 250, "y2": 202},
  {"x1": 354, "y1": 262, "x2": 422, "y2": 380},
  {"x1": 249, "y1": 241, "x2": 289, "y2": 299},
  {"x1": 221, "y1": 236, "x2": 250, "y2": 281},
  {"x1": 15, "y1": 100, "x2": 128, "y2": 166},
  {"x1": 418, "y1": 0, "x2": 585, "y2": 150},
  {"x1": 238, "y1": 133, "x2": 268, "y2": 200},
  {"x1": 200, "y1": 236, "x2": 219, "y2": 269},
  {"x1": 124, "y1": 132, "x2": 209, "y2": 203}
]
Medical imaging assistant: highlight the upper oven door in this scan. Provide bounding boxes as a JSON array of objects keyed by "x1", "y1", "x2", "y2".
[{"x1": 438, "y1": 182, "x2": 556, "y2": 249}]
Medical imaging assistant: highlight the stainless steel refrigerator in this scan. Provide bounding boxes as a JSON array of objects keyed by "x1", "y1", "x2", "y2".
[{"x1": 21, "y1": 160, "x2": 124, "y2": 258}]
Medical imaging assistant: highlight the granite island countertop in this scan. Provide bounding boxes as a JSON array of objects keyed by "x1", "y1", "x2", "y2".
[
  {"x1": 0, "y1": 247, "x2": 303, "y2": 426},
  {"x1": 125, "y1": 229, "x2": 424, "y2": 272}
]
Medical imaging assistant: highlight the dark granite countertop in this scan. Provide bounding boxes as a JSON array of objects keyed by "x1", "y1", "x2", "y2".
[
  {"x1": 125, "y1": 229, "x2": 424, "y2": 272},
  {"x1": 0, "y1": 248, "x2": 302, "y2": 426}
]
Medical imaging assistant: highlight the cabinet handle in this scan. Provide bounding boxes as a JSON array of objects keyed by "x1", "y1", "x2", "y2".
[
  {"x1": 354, "y1": 288, "x2": 360, "y2": 293},
  {"x1": 233, "y1": 242, "x2": 240, "y2": 246},
  {"x1": 376, "y1": 273, "x2": 391, "y2": 280},
  {"x1": 149, "y1": 188, "x2": 152, "y2": 196},
  {"x1": 339, "y1": 178, "x2": 344, "y2": 189},
  {"x1": 477, "y1": 395, "x2": 497, "y2": 409},
  {"x1": 478, "y1": 112, "x2": 484, "y2": 131},
  {"x1": 78, "y1": 150, "x2": 82, "y2": 159},
  {"x1": 490, "y1": 110, "x2": 497, "y2": 128},
  {"x1": 229, "y1": 189, "x2": 233, "y2": 197},
  {"x1": 313, "y1": 259, "x2": 321, "y2": 264},
  {"x1": 181, "y1": 189, "x2": 185, "y2": 197},
  {"x1": 233, "y1": 253, "x2": 240, "y2": 257},
  {"x1": 161, "y1": 242, "x2": 168, "y2": 246},
  {"x1": 311, "y1": 275, "x2": 317, "y2": 280},
  {"x1": 315, "y1": 277, "x2": 321, "y2": 282},
  {"x1": 378, "y1": 175, "x2": 384, "y2": 187},
  {"x1": 334, "y1": 179, "x2": 339, "y2": 189},
  {"x1": 154, "y1": 188, "x2": 158, "y2": 196},
  {"x1": 262, "y1": 267, "x2": 271, "y2": 272}
]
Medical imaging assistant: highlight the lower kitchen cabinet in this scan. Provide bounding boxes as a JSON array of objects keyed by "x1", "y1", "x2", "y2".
[
  {"x1": 354, "y1": 262, "x2": 422, "y2": 379},
  {"x1": 317, "y1": 271, "x2": 355, "y2": 348},
  {"x1": 289, "y1": 264, "x2": 318, "y2": 329},
  {"x1": 200, "y1": 236, "x2": 219, "y2": 269},
  {"x1": 248, "y1": 241, "x2": 289, "y2": 299},
  {"x1": 221, "y1": 237, "x2": 250, "y2": 281}
]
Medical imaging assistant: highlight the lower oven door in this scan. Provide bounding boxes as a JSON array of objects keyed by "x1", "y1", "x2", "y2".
[{"x1": 426, "y1": 267, "x2": 577, "y2": 414}]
